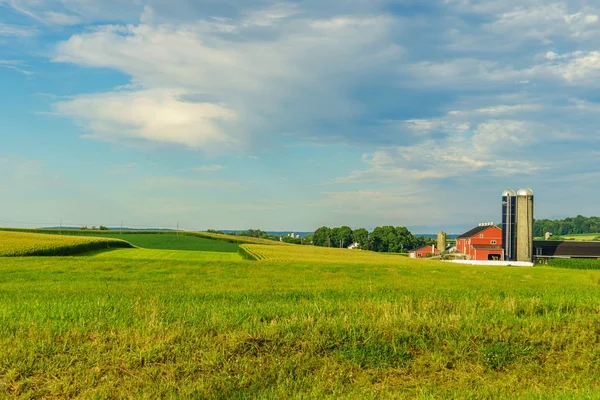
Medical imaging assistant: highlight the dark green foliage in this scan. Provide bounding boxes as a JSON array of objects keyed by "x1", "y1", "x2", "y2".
[
  {"x1": 482, "y1": 342, "x2": 517, "y2": 371},
  {"x1": 313, "y1": 226, "x2": 332, "y2": 247},
  {"x1": 336, "y1": 339, "x2": 412, "y2": 369},
  {"x1": 352, "y1": 228, "x2": 369, "y2": 248},
  {"x1": 87, "y1": 233, "x2": 240, "y2": 252},
  {"x1": 312, "y1": 225, "x2": 435, "y2": 253},
  {"x1": 534, "y1": 215, "x2": 600, "y2": 236}
]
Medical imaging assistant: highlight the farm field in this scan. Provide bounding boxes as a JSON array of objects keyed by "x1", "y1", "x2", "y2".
[
  {"x1": 0, "y1": 231, "x2": 132, "y2": 257},
  {"x1": 2, "y1": 235, "x2": 600, "y2": 398},
  {"x1": 535, "y1": 233, "x2": 600, "y2": 241},
  {"x1": 241, "y1": 243, "x2": 411, "y2": 264},
  {"x1": 90, "y1": 248, "x2": 242, "y2": 262}
]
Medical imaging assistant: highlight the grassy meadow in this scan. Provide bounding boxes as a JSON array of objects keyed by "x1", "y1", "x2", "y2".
[
  {"x1": 2, "y1": 232, "x2": 600, "y2": 398},
  {"x1": 535, "y1": 233, "x2": 600, "y2": 241}
]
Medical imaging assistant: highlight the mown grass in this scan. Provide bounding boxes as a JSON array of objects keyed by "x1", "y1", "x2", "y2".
[
  {"x1": 0, "y1": 231, "x2": 132, "y2": 257},
  {"x1": 2, "y1": 250, "x2": 600, "y2": 398}
]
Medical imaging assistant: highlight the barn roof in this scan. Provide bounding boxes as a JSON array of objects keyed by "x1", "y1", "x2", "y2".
[
  {"x1": 457, "y1": 225, "x2": 500, "y2": 239},
  {"x1": 534, "y1": 240, "x2": 600, "y2": 258},
  {"x1": 408, "y1": 245, "x2": 438, "y2": 253}
]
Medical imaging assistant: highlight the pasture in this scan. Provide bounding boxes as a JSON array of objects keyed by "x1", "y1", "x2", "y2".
[{"x1": 1, "y1": 231, "x2": 600, "y2": 398}]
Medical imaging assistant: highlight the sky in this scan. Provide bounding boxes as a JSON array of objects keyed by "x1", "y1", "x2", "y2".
[{"x1": 1, "y1": 0, "x2": 600, "y2": 233}]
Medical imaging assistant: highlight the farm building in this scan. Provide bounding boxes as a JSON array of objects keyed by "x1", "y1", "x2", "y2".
[
  {"x1": 456, "y1": 223, "x2": 503, "y2": 261},
  {"x1": 533, "y1": 240, "x2": 600, "y2": 260},
  {"x1": 409, "y1": 245, "x2": 441, "y2": 258}
]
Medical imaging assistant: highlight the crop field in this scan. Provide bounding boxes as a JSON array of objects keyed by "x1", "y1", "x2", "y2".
[
  {"x1": 240, "y1": 244, "x2": 411, "y2": 264},
  {"x1": 548, "y1": 258, "x2": 600, "y2": 270},
  {"x1": 90, "y1": 248, "x2": 242, "y2": 262},
  {"x1": 0, "y1": 231, "x2": 132, "y2": 257},
  {"x1": 66, "y1": 233, "x2": 240, "y2": 252},
  {"x1": 3, "y1": 236, "x2": 600, "y2": 398},
  {"x1": 0, "y1": 228, "x2": 285, "y2": 248},
  {"x1": 535, "y1": 233, "x2": 600, "y2": 241}
]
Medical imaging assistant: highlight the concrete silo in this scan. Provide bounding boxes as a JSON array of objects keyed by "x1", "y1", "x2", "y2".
[
  {"x1": 437, "y1": 231, "x2": 447, "y2": 252},
  {"x1": 516, "y1": 188, "x2": 534, "y2": 262},
  {"x1": 502, "y1": 189, "x2": 517, "y2": 261}
]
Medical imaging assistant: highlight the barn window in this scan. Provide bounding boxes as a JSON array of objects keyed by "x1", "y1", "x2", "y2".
[
  {"x1": 491, "y1": 240, "x2": 497, "y2": 244},
  {"x1": 480, "y1": 234, "x2": 484, "y2": 238}
]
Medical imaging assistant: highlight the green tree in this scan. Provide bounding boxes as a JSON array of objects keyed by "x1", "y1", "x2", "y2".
[
  {"x1": 332, "y1": 226, "x2": 353, "y2": 248},
  {"x1": 313, "y1": 226, "x2": 332, "y2": 247},
  {"x1": 352, "y1": 228, "x2": 369, "y2": 248}
]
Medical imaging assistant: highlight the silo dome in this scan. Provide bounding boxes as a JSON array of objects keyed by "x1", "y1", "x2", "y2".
[
  {"x1": 502, "y1": 189, "x2": 517, "y2": 197},
  {"x1": 517, "y1": 188, "x2": 534, "y2": 196}
]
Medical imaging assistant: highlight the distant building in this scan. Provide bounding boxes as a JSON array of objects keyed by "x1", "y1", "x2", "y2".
[
  {"x1": 534, "y1": 240, "x2": 600, "y2": 260},
  {"x1": 456, "y1": 223, "x2": 503, "y2": 261},
  {"x1": 409, "y1": 245, "x2": 441, "y2": 259},
  {"x1": 347, "y1": 242, "x2": 360, "y2": 250}
]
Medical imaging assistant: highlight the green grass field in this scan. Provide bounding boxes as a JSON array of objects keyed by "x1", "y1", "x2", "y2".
[
  {"x1": 69, "y1": 233, "x2": 240, "y2": 252},
  {"x1": 3, "y1": 234, "x2": 600, "y2": 398},
  {"x1": 535, "y1": 233, "x2": 600, "y2": 241}
]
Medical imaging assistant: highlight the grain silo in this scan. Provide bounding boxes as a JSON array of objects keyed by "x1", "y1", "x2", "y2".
[
  {"x1": 516, "y1": 188, "x2": 534, "y2": 262},
  {"x1": 502, "y1": 189, "x2": 517, "y2": 261},
  {"x1": 437, "y1": 231, "x2": 447, "y2": 252}
]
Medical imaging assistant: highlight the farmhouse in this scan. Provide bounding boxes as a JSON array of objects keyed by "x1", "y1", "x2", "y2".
[
  {"x1": 409, "y1": 245, "x2": 441, "y2": 258},
  {"x1": 456, "y1": 223, "x2": 503, "y2": 261}
]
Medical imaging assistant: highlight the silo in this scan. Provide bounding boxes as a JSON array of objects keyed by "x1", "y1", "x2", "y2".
[
  {"x1": 516, "y1": 188, "x2": 534, "y2": 262},
  {"x1": 502, "y1": 189, "x2": 517, "y2": 261},
  {"x1": 437, "y1": 231, "x2": 447, "y2": 252}
]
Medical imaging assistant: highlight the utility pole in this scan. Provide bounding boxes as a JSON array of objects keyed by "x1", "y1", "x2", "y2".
[
  {"x1": 120, "y1": 220, "x2": 123, "y2": 235},
  {"x1": 59, "y1": 219, "x2": 62, "y2": 235},
  {"x1": 177, "y1": 221, "x2": 179, "y2": 235}
]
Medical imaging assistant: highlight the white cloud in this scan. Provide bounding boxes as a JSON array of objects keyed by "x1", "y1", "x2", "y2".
[
  {"x1": 0, "y1": 22, "x2": 36, "y2": 36},
  {"x1": 52, "y1": 9, "x2": 400, "y2": 150},
  {"x1": 43, "y1": 11, "x2": 81, "y2": 25},
  {"x1": 547, "y1": 51, "x2": 600, "y2": 83},
  {"x1": 0, "y1": 60, "x2": 32, "y2": 75},
  {"x1": 54, "y1": 89, "x2": 238, "y2": 150}
]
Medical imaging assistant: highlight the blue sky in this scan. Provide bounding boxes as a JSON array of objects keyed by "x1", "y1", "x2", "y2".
[{"x1": 1, "y1": 0, "x2": 600, "y2": 233}]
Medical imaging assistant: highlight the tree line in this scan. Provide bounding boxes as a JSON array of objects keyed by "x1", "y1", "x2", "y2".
[
  {"x1": 312, "y1": 226, "x2": 435, "y2": 253},
  {"x1": 207, "y1": 229, "x2": 304, "y2": 244},
  {"x1": 534, "y1": 215, "x2": 600, "y2": 237}
]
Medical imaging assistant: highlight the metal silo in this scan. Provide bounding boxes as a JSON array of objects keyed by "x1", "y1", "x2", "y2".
[
  {"x1": 502, "y1": 189, "x2": 517, "y2": 261},
  {"x1": 437, "y1": 231, "x2": 447, "y2": 252},
  {"x1": 516, "y1": 188, "x2": 534, "y2": 262}
]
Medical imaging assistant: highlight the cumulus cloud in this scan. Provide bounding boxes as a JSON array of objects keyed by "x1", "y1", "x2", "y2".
[
  {"x1": 52, "y1": 8, "x2": 400, "y2": 150},
  {"x1": 54, "y1": 89, "x2": 238, "y2": 150}
]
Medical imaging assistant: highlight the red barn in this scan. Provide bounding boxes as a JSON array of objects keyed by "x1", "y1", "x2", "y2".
[
  {"x1": 456, "y1": 224, "x2": 503, "y2": 261},
  {"x1": 409, "y1": 245, "x2": 441, "y2": 259}
]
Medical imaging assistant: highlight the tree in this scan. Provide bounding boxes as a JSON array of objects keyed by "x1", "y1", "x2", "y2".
[
  {"x1": 313, "y1": 226, "x2": 332, "y2": 247},
  {"x1": 352, "y1": 228, "x2": 369, "y2": 248},
  {"x1": 304, "y1": 233, "x2": 314, "y2": 245},
  {"x1": 331, "y1": 226, "x2": 353, "y2": 248}
]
